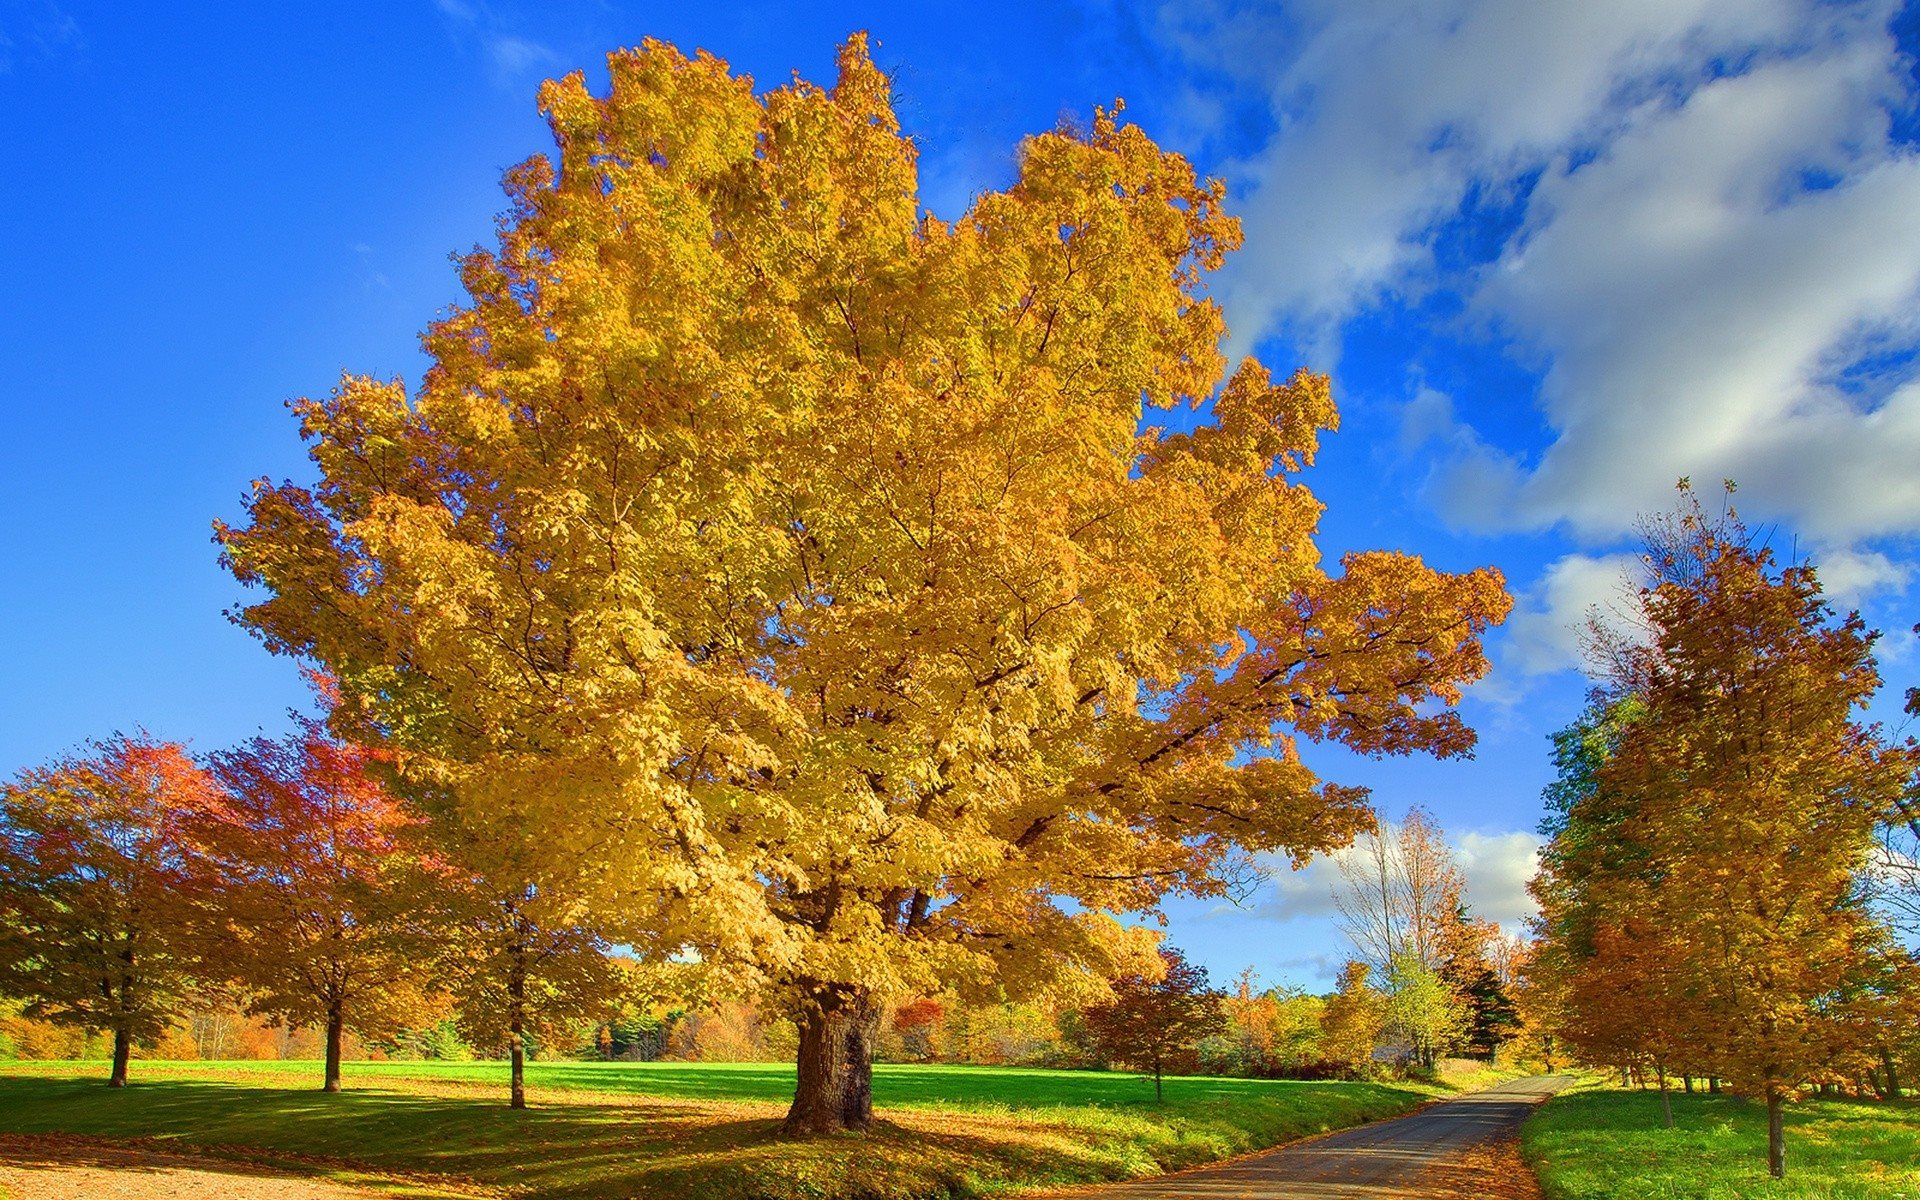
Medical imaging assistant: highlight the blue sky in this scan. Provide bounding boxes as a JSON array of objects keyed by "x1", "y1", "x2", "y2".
[{"x1": 2, "y1": 0, "x2": 1917, "y2": 991}]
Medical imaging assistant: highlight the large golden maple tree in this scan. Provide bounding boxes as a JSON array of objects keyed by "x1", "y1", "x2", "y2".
[{"x1": 219, "y1": 36, "x2": 1508, "y2": 1132}]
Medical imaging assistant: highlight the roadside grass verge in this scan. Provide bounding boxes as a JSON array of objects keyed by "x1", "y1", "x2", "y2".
[
  {"x1": 1522, "y1": 1086, "x2": 1920, "y2": 1199},
  {"x1": 0, "y1": 1060, "x2": 1446, "y2": 1199}
]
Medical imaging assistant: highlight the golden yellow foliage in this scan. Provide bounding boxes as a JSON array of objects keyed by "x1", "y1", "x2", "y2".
[{"x1": 218, "y1": 36, "x2": 1508, "y2": 1130}]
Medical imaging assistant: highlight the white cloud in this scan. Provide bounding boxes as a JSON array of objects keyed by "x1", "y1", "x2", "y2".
[
  {"x1": 1811, "y1": 544, "x2": 1911, "y2": 608},
  {"x1": 1173, "y1": 0, "x2": 1815, "y2": 356},
  {"x1": 1178, "y1": 1, "x2": 1920, "y2": 548},
  {"x1": 489, "y1": 34, "x2": 558, "y2": 78},
  {"x1": 1259, "y1": 851, "x2": 1347, "y2": 923},
  {"x1": 1455, "y1": 829, "x2": 1542, "y2": 933},
  {"x1": 1454, "y1": 20, "x2": 1920, "y2": 540},
  {"x1": 1257, "y1": 826, "x2": 1542, "y2": 934},
  {"x1": 1502, "y1": 552, "x2": 1639, "y2": 676},
  {"x1": 433, "y1": 0, "x2": 558, "y2": 85}
]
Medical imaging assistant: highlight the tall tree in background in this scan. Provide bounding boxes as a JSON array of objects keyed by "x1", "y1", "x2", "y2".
[
  {"x1": 1530, "y1": 695, "x2": 1672, "y2": 1081},
  {"x1": 1083, "y1": 947, "x2": 1225, "y2": 1101},
  {"x1": 1535, "y1": 485, "x2": 1916, "y2": 1177},
  {"x1": 1332, "y1": 808, "x2": 1467, "y2": 978},
  {"x1": 1437, "y1": 905, "x2": 1519, "y2": 1063},
  {"x1": 0, "y1": 736, "x2": 218, "y2": 1086},
  {"x1": 216, "y1": 35, "x2": 1510, "y2": 1133},
  {"x1": 200, "y1": 688, "x2": 441, "y2": 1093}
]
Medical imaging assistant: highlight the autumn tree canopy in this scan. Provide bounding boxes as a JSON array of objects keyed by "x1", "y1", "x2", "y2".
[
  {"x1": 0, "y1": 735, "x2": 218, "y2": 1086},
  {"x1": 217, "y1": 35, "x2": 1509, "y2": 1132},
  {"x1": 1531, "y1": 486, "x2": 1917, "y2": 1177},
  {"x1": 1083, "y1": 946, "x2": 1224, "y2": 1101},
  {"x1": 199, "y1": 687, "x2": 442, "y2": 1093}
]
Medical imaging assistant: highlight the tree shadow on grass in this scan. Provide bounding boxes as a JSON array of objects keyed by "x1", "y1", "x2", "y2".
[{"x1": 0, "y1": 1074, "x2": 1173, "y2": 1200}]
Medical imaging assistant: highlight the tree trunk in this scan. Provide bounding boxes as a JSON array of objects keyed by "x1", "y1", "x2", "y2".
[
  {"x1": 1154, "y1": 1050, "x2": 1164, "y2": 1104},
  {"x1": 1766, "y1": 1088, "x2": 1786, "y2": 1179},
  {"x1": 1658, "y1": 1066, "x2": 1673, "y2": 1128},
  {"x1": 1882, "y1": 1047, "x2": 1901, "y2": 1100},
  {"x1": 108, "y1": 1027, "x2": 131, "y2": 1088},
  {"x1": 1683, "y1": 1074, "x2": 1693, "y2": 1094},
  {"x1": 507, "y1": 948, "x2": 528, "y2": 1110},
  {"x1": 783, "y1": 983, "x2": 878, "y2": 1135},
  {"x1": 323, "y1": 1002, "x2": 344, "y2": 1093},
  {"x1": 1709, "y1": 1076, "x2": 1720, "y2": 1094},
  {"x1": 109, "y1": 955, "x2": 135, "y2": 1088}
]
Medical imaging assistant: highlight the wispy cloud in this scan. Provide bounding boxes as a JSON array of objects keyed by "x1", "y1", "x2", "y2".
[
  {"x1": 432, "y1": 0, "x2": 560, "y2": 87},
  {"x1": 0, "y1": 1, "x2": 81, "y2": 75}
]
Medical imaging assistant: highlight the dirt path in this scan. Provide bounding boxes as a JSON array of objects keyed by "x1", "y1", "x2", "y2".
[
  {"x1": 0, "y1": 1136, "x2": 387, "y2": 1200},
  {"x1": 1058, "y1": 1075, "x2": 1573, "y2": 1199}
]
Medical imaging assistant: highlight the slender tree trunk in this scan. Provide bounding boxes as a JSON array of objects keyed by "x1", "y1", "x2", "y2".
[
  {"x1": 507, "y1": 947, "x2": 527, "y2": 1110},
  {"x1": 1766, "y1": 1084, "x2": 1786, "y2": 1180},
  {"x1": 109, "y1": 956, "x2": 135, "y2": 1087},
  {"x1": 1154, "y1": 1050, "x2": 1164, "y2": 1104},
  {"x1": 1882, "y1": 1047, "x2": 1901, "y2": 1100},
  {"x1": 1683, "y1": 1074, "x2": 1693, "y2": 1094},
  {"x1": 108, "y1": 1027, "x2": 131, "y2": 1088},
  {"x1": 1657, "y1": 1066, "x2": 1673, "y2": 1128},
  {"x1": 1709, "y1": 1076, "x2": 1720, "y2": 1094},
  {"x1": 783, "y1": 982, "x2": 878, "y2": 1135},
  {"x1": 323, "y1": 1002, "x2": 344, "y2": 1093}
]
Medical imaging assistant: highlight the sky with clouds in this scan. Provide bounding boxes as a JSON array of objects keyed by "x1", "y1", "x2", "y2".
[{"x1": 1, "y1": 0, "x2": 1916, "y2": 990}]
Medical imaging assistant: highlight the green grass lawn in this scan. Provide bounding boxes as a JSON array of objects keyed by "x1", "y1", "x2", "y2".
[
  {"x1": 0, "y1": 1059, "x2": 1450, "y2": 1199},
  {"x1": 1523, "y1": 1085, "x2": 1920, "y2": 1199}
]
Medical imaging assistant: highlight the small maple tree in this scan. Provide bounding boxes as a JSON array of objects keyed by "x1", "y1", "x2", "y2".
[
  {"x1": 1083, "y1": 946, "x2": 1225, "y2": 1101},
  {"x1": 1319, "y1": 961, "x2": 1388, "y2": 1076},
  {"x1": 0, "y1": 735, "x2": 219, "y2": 1086},
  {"x1": 198, "y1": 682, "x2": 441, "y2": 1093}
]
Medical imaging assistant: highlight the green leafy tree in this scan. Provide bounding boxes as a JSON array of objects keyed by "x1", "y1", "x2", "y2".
[{"x1": 1384, "y1": 953, "x2": 1466, "y2": 1072}]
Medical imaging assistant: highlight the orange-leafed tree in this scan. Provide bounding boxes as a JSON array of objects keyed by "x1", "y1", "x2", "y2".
[
  {"x1": 0, "y1": 735, "x2": 220, "y2": 1086},
  {"x1": 1083, "y1": 946, "x2": 1225, "y2": 1101},
  {"x1": 1539, "y1": 485, "x2": 1917, "y2": 1176},
  {"x1": 215, "y1": 35, "x2": 1510, "y2": 1133},
  {"x1": 199, "y1": 690, "x2": 442, "y2": 1092},
  {"x1": 1318, "y1": 960, "x2": 1387, "y2": 1076}
]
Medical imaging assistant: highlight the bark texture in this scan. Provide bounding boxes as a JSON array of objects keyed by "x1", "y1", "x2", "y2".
[
  {"x1": 784, "y1": 984, "x2": 879, "y2": 1135},
  {"x1": 107, "y1": 1029, "x2": 131, "y2": 1089},
  {"x1": 323, "y1": 1004, "x2": 344, "y2": 1093},
  {"x1": 507, "y1": 955, "x2": 527, "y2": 1110}
]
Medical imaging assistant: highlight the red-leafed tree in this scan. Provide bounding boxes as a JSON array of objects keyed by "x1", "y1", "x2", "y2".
[
  {"x1": 200, "y1": 686, "x2": 442, "y2": 1092},
  {"x1": 1084, "y1": 946, "x2": 1225, "y2": 1101},
  {"x1": 0, "y1": 735, "x2": 219, "y2": 1086}
]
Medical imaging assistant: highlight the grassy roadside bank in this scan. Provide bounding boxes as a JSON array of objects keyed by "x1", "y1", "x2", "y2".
[
  {"x1": 1522, "y1": 1085, "x2": 1920, "y2": 1199},
  {"x1": 0, "y1": 1060, "x2": 1464, "y2": 1199}
]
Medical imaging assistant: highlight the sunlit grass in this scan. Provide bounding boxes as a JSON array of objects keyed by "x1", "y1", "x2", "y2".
[
  {"x1": 1523, "y1": 1086, "x2": 1920, "y2": 1199},
  {"x1": 0, "y1": 1059, "x2": 1448, "y2": 1199}
]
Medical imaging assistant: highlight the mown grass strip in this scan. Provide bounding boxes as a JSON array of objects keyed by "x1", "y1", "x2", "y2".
[{"x1": 1523, "y1": 1086, "x2": 1920, "y2": 1200}]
